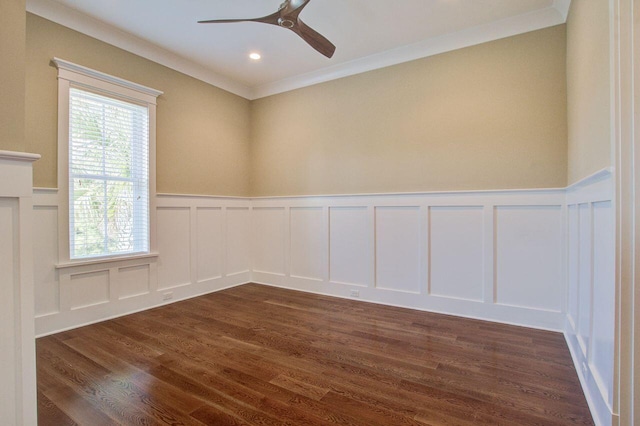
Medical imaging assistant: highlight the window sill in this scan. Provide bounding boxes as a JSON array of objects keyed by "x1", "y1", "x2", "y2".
[{"x1": 55, "y1": 252, "x2": 159, "y2": 270}]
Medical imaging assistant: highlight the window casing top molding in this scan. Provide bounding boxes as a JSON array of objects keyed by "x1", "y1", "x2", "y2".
[
  {"x1": 54, "y1": 57, "x2": 161, "y2": 267},
  {"x1": 53, "y1": 57, "x2": 163, "y2": 105}
]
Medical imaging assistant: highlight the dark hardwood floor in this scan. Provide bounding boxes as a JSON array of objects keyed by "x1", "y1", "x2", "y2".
[{"x1": 37, "y1": 283, "x2": 594, "y2": 425}]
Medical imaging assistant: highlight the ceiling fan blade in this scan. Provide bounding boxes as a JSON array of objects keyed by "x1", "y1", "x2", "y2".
[
  {"x1": 290, "y1": 19, "x2": 336, "y2": 58},
  {"x1": 198, "y1": 1, "x2": 336, "y2": 58},
  {"x1": 198, "y1": 11, "x2": 280, "y2": 25},
  {"x1": 281, "y1": 0, "x2": 312, "y2": 18}
]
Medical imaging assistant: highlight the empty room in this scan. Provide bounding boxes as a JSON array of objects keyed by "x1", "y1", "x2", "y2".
[{"x1": 1, "y1": 0, "x2": 637, "y2": 424}]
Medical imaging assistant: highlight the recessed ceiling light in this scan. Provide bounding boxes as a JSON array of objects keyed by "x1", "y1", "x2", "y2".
[{"x1": 249, "y1": 52, "x2": 261, "y2": 60}]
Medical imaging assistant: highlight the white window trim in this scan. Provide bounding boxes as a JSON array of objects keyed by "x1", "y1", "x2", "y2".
[{"x1": 54, "y1": 58, "x2": 163, "y2": 267}]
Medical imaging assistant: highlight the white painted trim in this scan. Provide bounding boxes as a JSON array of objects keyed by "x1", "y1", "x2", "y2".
[
  {"x1": 251, "y1": 6, "x2": 567, "y2": 99},
  {"x1": 55, "y1": 60, "x2": 159, "y2": 266},
  {"x1": 31, "y1": 171, "x2": 617, "y2": 426},
  {"x1": 33, "y1": 187, "x2": 58, "y2": 193},
  {"x1": 553, "y1": 0, "x2": 572, "y2": 20},
  {"x1": 0, "y1": 153, "x2": 38, "y2": 426},
  {"x1": 27, "y1": 0, "x2": 252, "y2": 99},
  {"x1": 51, "y1": 171, "x2": 612, "y2": 203},
  {"x1": 52, "y1": 58, "x2": 163, "y2": 99},
  {"x1": 565, "y1": 326, "x2": 613, "y2": 426},
  {"x1": 0, "y1": 151, "x2": 41, "y2": 162},
  {"x1": 612, "y1": 0, "x2": 637, "y2": 423},
  {"x1": 564, "y1": 170, "x2": 615, "y2": 426},
  {"x1": 567, "y1": 168, "x2": 614, "y2": 191},
  {"x1": 251, "y1": 187, "x2": 566, "y2": 200},
  {"x1": 252, "y1": 191, "x2": 567, "y2": 331},
  {"x1": 252, "y1": 281, "x2": 564, "y2": 333},
  {"x1": 56, "y1": 253, "x2": 159, "y2": 269},
  {"x1": 35, "y1": 281, "x2": 249, "y2": 338},
  {"x1": 28, "y1": 0, "x2": 569, "y2": 100},
  {"x1": 157, "y1": 192, "x2": 249, "y2": 200}
]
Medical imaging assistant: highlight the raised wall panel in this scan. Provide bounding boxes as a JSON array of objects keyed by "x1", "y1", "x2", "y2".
[
  {"x1": 2, "y1": 154, "x2": 40, "y2": 426},
  {"x1": 563, "y1": 171, "x2": 614, "y2": 426},
  {"x1": 33, "y1": 206, "x2": 60, "y2": 316},
  {"x1": 590, "y1": 201, "x2": 615, "y2": 405},
  {"x1": 290, "y1": 207, "x2": 325, "y2": 281},
  {"x1": 0, "y1": 200, "x2": 17, "y2": 420},
  {"x1": 196, "y1": 207, "x2": 223, "y2": 282},
  {"x1": 577, "y1": 203, "x2": 592, "y2": 354},
  {"x1": 430, "y1": 206, "x2": 484, "y2": 301},
  {"x1": 226, "y1": 208, "x2": 250, "y2": 275},
  {"x1": 329, "y1": 207, "x2": 370, "y2": 287},
  {"x1": 118, "y1": 264, "x2": 150, "y2": 299},
  {"x1": 375, "y1": 206, "x2": 421, "y2": 293},
  {"x1": 252, "y1": 208, "x2": 286, "y2": 275},
  {"x1": 157, "y1": 207, "x2": 191, "y2": 290},
  {"x1": 567, "y1": 204, "x2": 580, "y2": 326},
  {"x1": 495, "y1": 205, "x2": 563, "y2": 312},
  {"x1": 69, "y1": 270, "x2": 110, "y2": 309}
]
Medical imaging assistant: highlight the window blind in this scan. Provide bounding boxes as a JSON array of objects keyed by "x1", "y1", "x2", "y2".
[{"x1": 69, "y1": 87, "x2": 150, "y2": 259}]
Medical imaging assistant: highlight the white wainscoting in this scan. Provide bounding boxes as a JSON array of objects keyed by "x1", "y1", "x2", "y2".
[
  {"x1": 251, "y1": 188, "x2": 567, "y2": 331},
  {"x1": 564, "y1": 170, "x2": 615, "y2": 426},
  {"x1": 0, "y1": 151, "x2": 39, "y2": 426},
  {"x1": 32, "y1": 174, "x2": 617, "y2": 426},
  {"x1": 33, "y1": 191, "x2": 251, "y2": 336}
]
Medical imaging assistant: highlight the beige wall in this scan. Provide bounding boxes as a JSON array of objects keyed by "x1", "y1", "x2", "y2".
[
  {"x1": 566, "y1": 0, "x2": 612, "y2": 184},
  {"x1": 25, "y1": 13, "x2": 251, "y2": 196},
  {"x1": 0, "y1": 0, "x2": 26, "y2": 152},
  {"x1": 250, "y1": 25, "x2": 568, "y2": 196},
  {"x1": 26, "y1": 14, "x2": 569, "y2": 197}
]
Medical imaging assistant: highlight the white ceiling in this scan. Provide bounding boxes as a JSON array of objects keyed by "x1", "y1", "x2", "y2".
[{"x1": 26, "y1": 0, "x2": 571, "y2": 99}]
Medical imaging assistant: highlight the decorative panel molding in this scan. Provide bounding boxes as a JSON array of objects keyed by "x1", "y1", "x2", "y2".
[
  {"x1": 157, "y1": 207, "x2": 191, "y2": 290},
  {"x1": 577, "y1": 202, "x2": 592, "y2": 354},
  {"x1": 495, "y1": 205, "x2": 563, "y2": 312},
  {"x1": 226, "y1": 207, "x2": 251, "y2": 276},
  {"x1": 289, "y1": 207, "x2": 325, "y2": 281},
  {"x1": 34, "y1": 192, "x2": 251, "y2": 336},
  {"x1": 30, "y1": 172, "x2": 614, "y2": 426},
  {"x1": 0, "y1": 152, "x2": 39, "y2": 426},
  {"x1": 69, "y1": 270, "x2": 110, "y2": 310},
  {"x1": 35, "y1": 187, "x2": 578, "y2": 334},
  {"x1": 118, "y1": 264, "x2": 151, "y2": 299},
  {"x1": 329, "y1": 206, "x2": 372, "y2": 287},
  {"x1": 33, "y1": 206, "x2": 60, "y2": 317},
  {"x1": 429, "y1": 206, "x2": 484, "y2": 301},
  {"x1": 375, "y1": 206, "x2": 421, "y2": 294},
  {"x1": 251, "y1": 189, "x2": 565, "y2": 331},
  {"x1": 567, "y1": 204, "x2": 579, "y2": 327},
  {"x1": 252, "y1": 207, "x2": 286, "y2": 275},
  {"x1": 590, "y1": 201, "x2": 615, "y2": 408},
  {"x1": 0, "y1": 199, "x2": 18, "y2": 425},
  {"x1": 196, "y1": 207, "x2": 223, "y2": 282},
  {"x1": 564, "y1": 170, "x2": 615, "y2": 426}
]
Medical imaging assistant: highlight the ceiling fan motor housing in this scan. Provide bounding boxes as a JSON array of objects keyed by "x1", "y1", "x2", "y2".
[{"x1": 278, "y1": 18, "x2": 295, "y2": 28}]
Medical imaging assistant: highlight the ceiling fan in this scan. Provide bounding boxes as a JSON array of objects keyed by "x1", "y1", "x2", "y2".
[{"x1": 198, "y1": 0, "x2": 336, "y2": 58}]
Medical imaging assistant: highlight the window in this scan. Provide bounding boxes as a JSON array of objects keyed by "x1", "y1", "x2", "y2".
[
  {"x1": 54, "y1": 58, "x2": 162, "y2": 263},
  {"x1": 69, "y1": 88, "x2": 149, "y2": 258}
]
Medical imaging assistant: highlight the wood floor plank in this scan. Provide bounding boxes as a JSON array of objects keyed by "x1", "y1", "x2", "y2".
[
  {"x1": 37, "y1": 283, "x2": 594, "y2": 425},
  {"x1": 37, "y1": 390, "x2": 77, "y2": 426}
]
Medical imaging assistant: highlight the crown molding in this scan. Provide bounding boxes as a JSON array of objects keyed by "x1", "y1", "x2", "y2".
[
  {"x1": 26, "y1": 0, "x2": 253, "y2": 99},
  {"x1": 27, "y1": 0, "x2": 569, "y2": 101},
  {"x1": 250, "y1": 5, "x2": 567, "y2": 99},
  {"x1": 553, "y1": 0, "x2": 572, "y2": 21}
]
